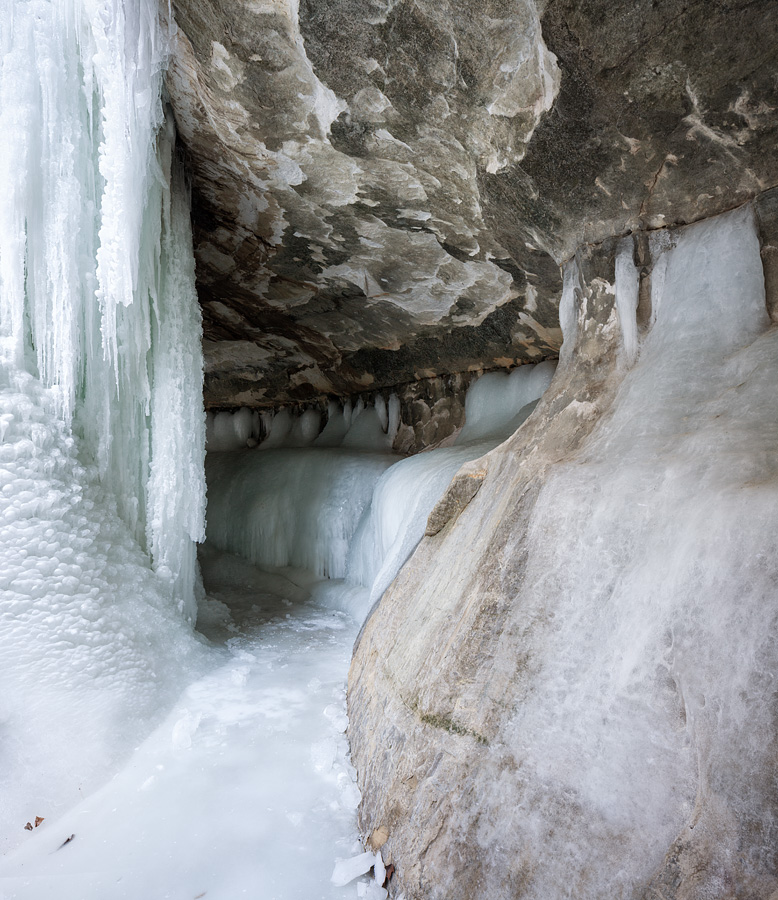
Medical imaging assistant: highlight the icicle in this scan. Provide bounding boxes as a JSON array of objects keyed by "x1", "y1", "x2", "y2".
[
  {"x1": 0, "y1": 0, "x2": 206, "y2": 619},
  {"x1": 557, "y1": 258, "x2": 580, "y2": 368},
  {"x1": 615, "y1": 239, "x2": 640, "y2": 366}
]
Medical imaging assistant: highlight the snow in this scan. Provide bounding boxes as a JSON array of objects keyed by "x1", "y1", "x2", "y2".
[{"x1": 0, "y1": 550, "x2": 371, "y2": 900}]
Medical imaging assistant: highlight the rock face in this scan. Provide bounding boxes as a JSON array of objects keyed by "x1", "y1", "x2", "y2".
[
  {"x1": 167, "y1": 0, "x2": 778, "y2": 407},
  {"x1": 349, "y1": 205, "x2": 778, "y2": 899}
]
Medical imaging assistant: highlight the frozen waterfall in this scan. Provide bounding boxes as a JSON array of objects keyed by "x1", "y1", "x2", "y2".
[
  {"x1": 0, "y1": 0, "x2": 206, "y2": 853},
  {"x1": 0, "y1": 0, "x2": 205, "y2": 617},
  {"x1": 204, "y1": 360, "x2": 557, "y2": 621}
]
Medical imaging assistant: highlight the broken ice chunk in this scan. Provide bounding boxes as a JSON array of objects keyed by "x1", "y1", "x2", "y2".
[
  {"x1": 357, "y1": 882, "x2": 388, "y2": 899},
  {"x1": 331, "y1": 851, "x2": 375, "y2": 886}
]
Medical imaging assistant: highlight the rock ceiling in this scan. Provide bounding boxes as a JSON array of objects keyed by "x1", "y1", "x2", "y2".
[{"x1": 167, "y1": 0, "x2": 778, "y2": 407}]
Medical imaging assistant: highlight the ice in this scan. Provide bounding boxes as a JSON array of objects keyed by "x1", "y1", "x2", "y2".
[
  {"x1": 455, "y1": 360, "x2": 556, "y2": 445},
  {"x1": 0, "y1": 0, "x2": 205, "y2": 617},
  {"x1": 206, "y1": 393, "x2": 404, "y2": 453},
  {"x1": 0, "y1": 0, "x2": 207, "y2": 859},
  {"x1": 373, "y1": 851, "x2": 386, "y2": 886},
  {"x1": 487, "y1": 206, "x2": 778, "y2": 893},
  {"x1": 315, "y1": 400, "x2": 353, "y2": 447},
  {"x1": 261, "y1": 407, "x2": 295, "y2": 448},
  {"x1": 358, "y1": 881, "x2": 388, "y2": 899},
  {"x1": 206, "y1": 448, "x2": 397, "y2": 579},
  {"x1": 0, "y1": 363, "x2": 209, "y2": 854},
  {"x1": 0, "y1": 551, "x2": 367, "y2": 899},
  {"x1": 205, "y1": 361, "x2": 556, "y2": 621},
  {"x1": 289, "y1": 407, "x2": 322, "y2": 445},
  {"x1": 615, "y1": 238, "x2": 640, "y2": 366},
  {"x1": 332, "y1": 852, "x2": 377, "y2": 886}
]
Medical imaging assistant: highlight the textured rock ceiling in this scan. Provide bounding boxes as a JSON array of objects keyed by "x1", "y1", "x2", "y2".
[{"x1": 167, "y1": 0, "x2": 778, "y2": 407}]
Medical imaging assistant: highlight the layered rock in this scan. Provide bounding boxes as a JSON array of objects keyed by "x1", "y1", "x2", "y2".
[{"x1": 167, "y1": 0, "x2": 778, "y2": 407}]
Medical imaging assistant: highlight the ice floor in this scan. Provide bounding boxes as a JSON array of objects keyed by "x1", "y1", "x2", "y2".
[{"x1": 0, "y1": 548, "x2": 384, "y2": 900}]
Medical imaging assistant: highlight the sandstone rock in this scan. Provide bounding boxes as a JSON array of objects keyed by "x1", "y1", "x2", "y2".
[{"x1": 368, "y1": 826, "x2": 389, "y2": 851}]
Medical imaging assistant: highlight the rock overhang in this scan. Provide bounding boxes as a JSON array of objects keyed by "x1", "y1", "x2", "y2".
[{"x1": 166, "y1": 0, "x2": 778, "y2": 407}]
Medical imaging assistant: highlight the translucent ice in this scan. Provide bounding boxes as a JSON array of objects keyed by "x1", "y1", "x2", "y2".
[
  {"x1": 0, "y1": 0, "x2": 206, "y2": 854},
  {"x1": 205, "y1": 361, "x2": 556, "y2": 621},
  {"x1": 485, "y1": 206, "x2": 778, "y2": 895},
  {"x1": 0, "y1": 0, "x2": 205, "y2": 618},
  {"x1": 332, "y1": 852, "x2": 377, "y2": 886}
]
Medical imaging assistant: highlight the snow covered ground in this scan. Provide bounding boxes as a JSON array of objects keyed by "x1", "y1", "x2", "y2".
[{"x1": 0, "y1": 549, "x2": 379, "y2": 900}]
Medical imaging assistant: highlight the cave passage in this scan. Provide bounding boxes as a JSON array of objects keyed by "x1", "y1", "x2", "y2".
[{"x1": 0, "y1": 358, "x2": 556, "y2": 898}]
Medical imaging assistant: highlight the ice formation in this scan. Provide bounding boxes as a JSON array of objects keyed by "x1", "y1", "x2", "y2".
[
  {"x1": 0, "y1": 0, "x2": 206, "y2": 852},
  {"x1": 205, "y1": 392, "x2": 403, "y2": 453},
  {"x1": 0, "y1": 362, "x2": 208, "y2": 853},
  {"x1": 356, "y1": 204, "x2": 778, "y2": 898},
  {"x1": 0, "y1": 549, "x2": 369, "y2": 899},
  {"x1": 0, "y1": 0, "x2": 205, "y2": 616},
  {"x1": 205, "y1": 361, "x2": 557, "y2": 620},
  {"x1": 495, "y1": 205, "x2": 778, "y2": 893}
]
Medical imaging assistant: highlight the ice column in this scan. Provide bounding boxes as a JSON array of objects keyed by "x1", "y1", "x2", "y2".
[{"x1": 0, "y1": 0, "x2": 205, "y2": 620}]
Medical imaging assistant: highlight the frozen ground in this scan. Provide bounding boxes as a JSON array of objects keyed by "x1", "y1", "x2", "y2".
[
  {"x1": 0, "y1": 548, "x2": 383, "y2": 900},
  {"x1": 0, "y1": 347, "x2": 551, "y2": 898}
]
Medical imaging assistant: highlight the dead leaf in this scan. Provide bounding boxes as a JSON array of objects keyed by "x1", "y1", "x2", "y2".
[
  {"x1": 24, "y1": 822, "x2": 32, "y2": 831},
  {"x1": 34, "y1": 816, "x2": 44, "y2": 827}
]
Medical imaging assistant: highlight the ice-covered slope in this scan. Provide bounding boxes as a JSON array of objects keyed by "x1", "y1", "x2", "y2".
[{"x1": 349, "y1": 205, "x2": 778, "y2": 899}]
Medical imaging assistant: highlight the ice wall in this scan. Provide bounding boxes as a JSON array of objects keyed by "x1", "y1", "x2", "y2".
[
  {"x1": 348, "y1": 204, "x2": 778, "y2": 899},
  {"x1": 0, "y1": 0, "x2": 207, "y2": 850},
  {"x1": 0, "y1": 362, "x2": 208, "y2": 852},
  {"x1": 0, "y1": 0, "x2": 205, "y2": 619},
  {"x1": 205, "y1": 362, "x2": 556, "y2": 620},
  {"x1": 489, "y1": 204, "x2": 778, "y2": 895}
]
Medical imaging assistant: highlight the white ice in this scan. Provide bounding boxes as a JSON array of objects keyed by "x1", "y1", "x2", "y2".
[
  {"x1": 490, "y1": 205, "x2": 778, "y2": 894},
  {"x1": 0, "y1": 361, "x2": 209, "y2": 856},
  {"x1": 0, "y1": 0, "x2": 206, "y2": 619},
  {"x1": 0, "y1": 0, "x2": 206, "y2": 869},
  {"x1": 0, "y1": 549, "x2": 371, "y2": 900},
  {"x1": 332, "y1": 852, "x2": 377, "y2": 887},
  {"x1": 205, "y1": 361, "x2": 557, "y2": 622}
]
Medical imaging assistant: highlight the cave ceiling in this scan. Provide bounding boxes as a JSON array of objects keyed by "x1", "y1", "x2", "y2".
[{"x1": 166, "y1": 0, "x2": 778, "y2": 407}]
